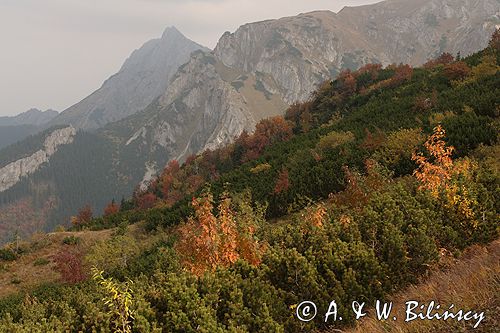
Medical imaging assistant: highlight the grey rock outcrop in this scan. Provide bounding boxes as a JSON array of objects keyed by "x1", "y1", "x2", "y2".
[
  {"x1": 0, "y1": 126, "x2": 76, "y2": 192},
  {"x1": 215, "y1": 0, "x2": 499, "y2": 103},
  {"x1": 109, "y1": 51, "x2": 286, "y2": 186}
]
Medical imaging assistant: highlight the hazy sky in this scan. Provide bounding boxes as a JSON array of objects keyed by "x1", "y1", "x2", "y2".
[{"x1": 0, "y1": 0, "x2": 380, "y2": 117}]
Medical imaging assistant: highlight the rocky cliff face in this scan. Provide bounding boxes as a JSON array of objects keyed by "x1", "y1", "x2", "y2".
[
  {"x1": 106, "y1": 50, "x2": 286, "y2": 187},
  {"x1": 47, "y1": 27, "x2": 208, "y2": 130},
  {"x1": 215, "y1": 0, "x2": 499, "y2": 103},
  {"x1": 0, "y1": 126, "x2": 76, "y2": 192}
]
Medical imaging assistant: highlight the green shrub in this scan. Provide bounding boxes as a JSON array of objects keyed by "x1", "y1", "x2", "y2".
[
  {"x1": 33, "y1": 258, "x2": 50, "y2": 266},
  {"x1": 62, "y1": 236, "x2": 81, "y2": 245},
  {"x1": 0, "y1": 249, "x2": 17, "y2": 262}
]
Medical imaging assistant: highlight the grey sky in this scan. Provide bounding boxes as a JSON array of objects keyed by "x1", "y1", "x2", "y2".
[{"x1": 0, "y1": 0, "x2": 380, "y2": 117}]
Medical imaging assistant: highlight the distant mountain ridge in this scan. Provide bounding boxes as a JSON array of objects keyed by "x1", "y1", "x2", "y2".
[
  {"x1": 47, "y1": 27, "x2": 209, "y2": 130},
  {"x1": 0, "y1": 109, "x2": 58, "y2": 127},
  {"x1": 0, "y1": 109, "x2": 59, "y2": 149}
]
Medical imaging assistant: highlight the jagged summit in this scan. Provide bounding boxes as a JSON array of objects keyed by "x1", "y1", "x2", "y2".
[{"x1": 47, "y1": 27, "x2": 209, "y2": 130}]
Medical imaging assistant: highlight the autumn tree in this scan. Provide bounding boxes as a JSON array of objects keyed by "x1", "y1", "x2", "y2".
[
  {"x1": 423, "y1": 52, "x2": 454, "y2": 69},
  {"x1": 443, "y1": 61, "x2": 471, "y2": 81},
  {"x1": 71, "y1": 204, "x2": 93, "y2": 227},
  {"x1": 240, "y1": 116, "x2": 293, "y2": 162},
  {"x1": 133, "y1": 191, "x2": 157, "y2": 210},
  {"x1": 354, "y1": 63, "x2": 383, "y2": 80},
  {"x1": 304, "y1": 203, "x2": 327, "y2": 229},
  {"x1": 489, "y1": 28, "x2": 500, "y2": 50},
  {"x1": 360, "y1": 128, "x2": 386, "y2": 151},
  {"x1": 273, "y1": 168, "x2": 290, "y2": 194},
  {"x1": 413, "y1": 90, "x2": 438, "y2": 112},
  {"x1": 412, "y1": 125, "x2": 454, "y2": 197},
  {"x1": 92, "y1": 268, "x2": 134, "y2": 333},
  {"x1": 176, "y1": 191, "x2": 264, "y2": 276},
  {"x1": 52, "y1": 247, "x2": 87, "y2": 284},
  {"x1": 285, "y1": 101, "x2": 314, "y2": 133},
  {"x1": 389, "y1": 64, "x2": 413, "y2": 87},
  {"x1": 335, "y1": 165, "x2": 367, "y2": 209},
  {"x1": 160, "y1": 160, "x2": 180, "y2": 197},
  {"x1": 336, "y1": 69, "x2": 357, "y2": 97},
  {"x1": 104, "y1": 200, "x2": 120, "y2": 217}
]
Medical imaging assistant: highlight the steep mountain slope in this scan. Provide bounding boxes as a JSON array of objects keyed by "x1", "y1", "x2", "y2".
[
  {"x1": 0, "y1": 126, "x2": 76, "y2": 192},
  {"x1": 103, "y1": 51, "x2": 287, "y2": 187},
  {"x1": 0, "y1": 126, "x2": 38, "y2": 150},
  {"x1": 215, "y1": 0, "x2": 499, "y2": 102},
  {"x1": 47, "y1": 27, "x2": 209, "y2": 130}
]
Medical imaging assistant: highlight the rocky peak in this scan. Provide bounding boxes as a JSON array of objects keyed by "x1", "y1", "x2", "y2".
[
  {"x1": 47, "y1": 27, "x2": 209, "y2": 130},
  {"x1": 161, "y1": 26, "x2": 184, "y2": 40}
]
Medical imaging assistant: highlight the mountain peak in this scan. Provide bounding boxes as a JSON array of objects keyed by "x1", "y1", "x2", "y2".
[
  {"x1": 47, "y1": 24, "x2": 207, "y2": 130},
  {"x1": 162, "y1": 26, "x2": 184, "y2": 39}
]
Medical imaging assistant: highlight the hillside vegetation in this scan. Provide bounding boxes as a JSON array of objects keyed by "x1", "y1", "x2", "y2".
[
  {"x1": 338, "y1": 239, "x2": 500, "y2": 333},
  {"x1": 0, "y1": 33, "x2": 499, "y2": 332}
]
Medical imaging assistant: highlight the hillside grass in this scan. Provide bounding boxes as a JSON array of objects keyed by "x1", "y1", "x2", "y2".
[
  {"x1": 325, "y1": 239, "x2": 500, "y2": 333},
  {"x1": 0, "y1": 223, "x2": 155, "y2": 298}
]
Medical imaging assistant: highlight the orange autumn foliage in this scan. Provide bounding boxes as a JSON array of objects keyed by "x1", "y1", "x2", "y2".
[
  {"x1": 72, "y1": 204, "x2": 93, "y2": 227},
  {"x1": 307, "y1": 203, "x2": 327, "y2": 228},
  {"x1": 489, "y1": 28, "x2": 500, "y2": 50},
  {"x1": 135, "y1": 192, "x2": 158, "y2": 210},
  {"x1": 354, "y1": 63, "x2": 383, "y2": 80},
  {"x1": 239, "y1": 116, "x2": 293, "y2": 162},
  {"x1": 176, "y1": 191, "x2": 264, "y2": 276},
  {"x1": 337, "y1": 70, "x2": 357, "y2": 96},
  {"x1": 273, "y1": 168, "x2": 290, "y2": 194},
  {"x1": 423, "y1": 52, "x2": 455, "y2": 69},
  {"x1": 443, "y1": 61, "x2": 471, "y2": 81},
  {"x1": 104, "y1": 200, "x2": 120, "y2": 217},
  {"x1": 390, "y1": 64, "x2": 414, "y2": 86},
  {"x1": 412, "y1": 125, "x2": 454, "y2": 197}
]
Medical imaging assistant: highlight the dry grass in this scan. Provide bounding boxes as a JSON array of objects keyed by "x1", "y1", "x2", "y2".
[
  {"x1": 323, "y1": 239, "x2": 500, "y2": 333},
  {"x1": 0, "y1": 222, "x2": 153, "y2": 298}
]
